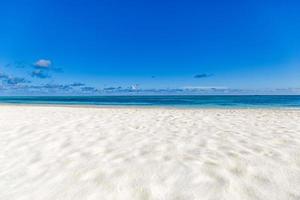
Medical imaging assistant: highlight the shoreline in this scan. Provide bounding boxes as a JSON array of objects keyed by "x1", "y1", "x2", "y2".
[{"x1": 1, "y1": 103, "x2": 300, "y2": 111}]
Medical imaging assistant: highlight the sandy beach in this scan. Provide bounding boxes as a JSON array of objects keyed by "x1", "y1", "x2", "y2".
[{"x1": 0, "y1": 105, "x2": 300, "y2": 200}]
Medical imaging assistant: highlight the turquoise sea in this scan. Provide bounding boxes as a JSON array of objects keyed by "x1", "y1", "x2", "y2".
[{"x1": 0, "y1": 95, "x2": 300, "y2": 108}]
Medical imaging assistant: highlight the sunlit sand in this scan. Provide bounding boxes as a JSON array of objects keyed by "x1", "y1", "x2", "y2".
[{"x1": 1, "y1": 105, "x2": 300, "y2": 200}]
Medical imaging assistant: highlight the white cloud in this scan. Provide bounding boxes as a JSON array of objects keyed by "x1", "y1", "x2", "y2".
[
  {"x1": 34, "y1": 59, "x2": 52, "y2": 68},
  {"x1": 182, "y1": 86, "x2": 228, "y2": 90}
]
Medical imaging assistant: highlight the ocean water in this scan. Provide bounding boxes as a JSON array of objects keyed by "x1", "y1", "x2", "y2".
[{"x1": 0, "y1": 95, "x2": 300, "y2": 108}]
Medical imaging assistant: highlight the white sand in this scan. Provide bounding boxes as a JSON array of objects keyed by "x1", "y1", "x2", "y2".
[{"x1": 0, "y1": 105, "x2": 300, "y2": 200}]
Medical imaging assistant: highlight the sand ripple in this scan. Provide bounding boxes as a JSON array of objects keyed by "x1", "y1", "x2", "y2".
[{"x1": 0, "y1": 106, "x2": 300, "y2": 200}]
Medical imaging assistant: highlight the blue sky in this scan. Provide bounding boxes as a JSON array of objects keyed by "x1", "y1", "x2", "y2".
[{"x1": 0, "y1": 0, "x2": 300, "y2": 95}]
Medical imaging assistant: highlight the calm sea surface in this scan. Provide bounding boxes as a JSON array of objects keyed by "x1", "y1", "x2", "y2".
[{"x1": 0, "y1": 95, "x2": 300, "y2": 108}]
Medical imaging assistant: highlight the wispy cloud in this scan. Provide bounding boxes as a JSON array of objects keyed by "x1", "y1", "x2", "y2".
[
  {"x1": 70, "y1": 82, "x2": 85, "y2": 87},
  {"x1": 42, "y1": 84, "x2": 72, "y2": 91},
  {"x1": 0, "y1": 73, "x2": 9, "y2": 79},
  {"x1": 2, "y1": 80, "x2": 300, "y2": 95},
  {"x1": 103, "y1": 86, "x2": 122, "y2": 91},
  {"x1": 81, "y1": 86, "x2": 98, "y2": 92},
  {"x1": 31, "y1": 70, "x2": 51, "y2": 79},
  {"x1": 194, "y1": 73, "x2": 213, "y2": 78},
  {"x1": 182, "y1": 86, "x2": 228, "y2": 90},
  {"x1": 4, "y1": 77, "x2": 30, "y2": 85},
  {"x1": 0, "y1": 72, "x2": 30, "y2": 85}
]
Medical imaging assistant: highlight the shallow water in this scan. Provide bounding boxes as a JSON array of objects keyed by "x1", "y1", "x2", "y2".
[{"x1": 1, "y1": 95, "x2": 300, "y2": 108}]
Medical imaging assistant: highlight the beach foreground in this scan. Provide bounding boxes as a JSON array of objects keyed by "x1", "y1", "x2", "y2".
[{"x1": 1, "y1": 106, "x2": 300, "y2": 200}]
